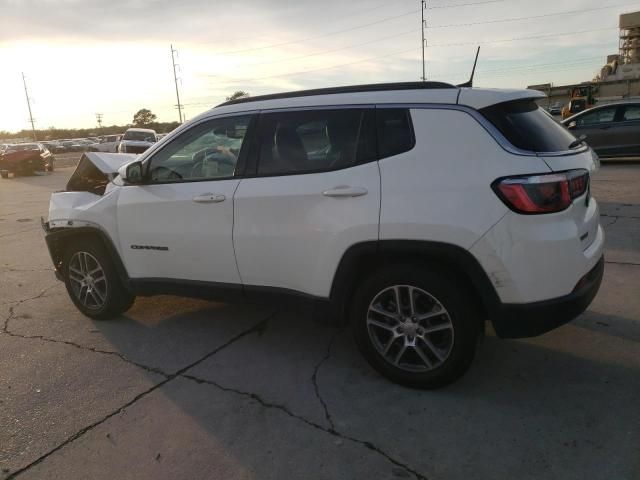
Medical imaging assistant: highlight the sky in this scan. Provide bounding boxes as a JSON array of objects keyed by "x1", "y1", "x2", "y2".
[{"x1": 0, "y1": 0, "x2": 636, "y2": 132}]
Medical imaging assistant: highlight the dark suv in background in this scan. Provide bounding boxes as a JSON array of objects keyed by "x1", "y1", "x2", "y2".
[{"x1": 563, "y1": 102, "x2": 640, "y2": 158}]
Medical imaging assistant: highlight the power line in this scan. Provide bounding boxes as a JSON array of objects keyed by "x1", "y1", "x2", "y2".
[
  {"x1": 215, "y1": 0, "x2": 505, "y2": 56},
  {"x1": 171, "y1": 44, "x2": 183, "y2": 123},
  {"x1": 427, "y1": 2, "x2": 639, "y2": 29},
  {"x1": 202, "y1": 2, "x2": 630, "y2": 74},
  {"x1": 95, "y1": 113, "x2": 103, "y2": 129},
  {"x1": 428, "y1": 26, "x2": 618, "y2": 47},
  {"x1": 21, "y1": 72, "x2": 37, "y2": 141},
  {"x1": 207, "y1": 26, "x2": 615, "y2": 85}
]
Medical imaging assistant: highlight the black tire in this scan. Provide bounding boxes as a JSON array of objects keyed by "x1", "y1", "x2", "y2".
[
  {"x1": 0, "y1": 170, "x2": 8, "y2": 179},
  {"x1": 62, "y1": 238, "x2": 135, "y2": 320},
  {"x1": 351, "y1": 264, "x2": 481, "y2": 389},
  {"x1": 47, "y1": 158, "x2": 55, "y2": 172}
]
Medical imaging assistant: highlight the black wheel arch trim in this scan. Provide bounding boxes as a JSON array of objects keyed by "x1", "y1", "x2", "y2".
[
  {"x1": 329, "y1": 240, "x2": 502, "y2": 324},
  {"x1": 44, "y1": 226, "x2": 131, "y2": 292}
]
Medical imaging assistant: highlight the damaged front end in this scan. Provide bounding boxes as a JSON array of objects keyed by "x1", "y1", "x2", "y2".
[{"x1": 42, "y1": 152, "x2": 135, "y2": 280}]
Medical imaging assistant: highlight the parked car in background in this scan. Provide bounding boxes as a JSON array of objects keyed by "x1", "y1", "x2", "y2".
[
  {"x1": 89, "y1": 134, "x2": 122, "y2": 153},
  {"x1": 0, "y1": 143, "x2": 54, "y2": 177},
  {"x1": 118, "y1": 128, "x2": 157, "y2": 154},
  {"x1": 548, "y1": 103, "x2": 562, "y2": 116},
  {"x1": 43, "y1": 82, "x2": 603, "y2": 388},
  {"x1": 563, "y1": 101, "x2": 640, "y2": 157},
  {"x1": 40, "y1": 141, "x2": 64, "y2": 153}
]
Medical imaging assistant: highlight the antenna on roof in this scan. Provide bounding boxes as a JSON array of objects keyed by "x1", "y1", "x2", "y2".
[{"x1": 457, "y1": 46, "x2": 480, "y2": 88}]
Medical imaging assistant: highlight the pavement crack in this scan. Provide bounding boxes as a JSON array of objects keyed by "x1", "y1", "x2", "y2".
[
  {"x1": 311, "y1": 328, "x2": 342, "y2": 431},
  {"x1": 601, "y1": 215, "x2": 619, "y2": 228},
  {"x1": 0, "y1": 283, "x2": 60, "y2": 307},
  {"x1": 5, "y1": 312, "x2": 276, "y2": 479},
  {"x1": 1, "y1": 329, "x2": 169, "y2": 377},
  {"x1": 605, "y1": 260, "x2": 640, "y2": 267},
  {"x1": 180, "y1": 373, "x2": 427, "y2": 480}
]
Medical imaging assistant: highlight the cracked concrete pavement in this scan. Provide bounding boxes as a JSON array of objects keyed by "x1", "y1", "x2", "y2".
[{"x1": 1, "y1": 164, "x2": 639, "y2": 479}]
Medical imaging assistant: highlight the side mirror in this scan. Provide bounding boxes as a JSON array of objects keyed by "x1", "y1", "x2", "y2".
[
  {"x1": 118, "y1": 160, "x2": 143, "y2": 184},
  {"x1": 567, "y1": 121, "x2": 577, "y2": 130}
]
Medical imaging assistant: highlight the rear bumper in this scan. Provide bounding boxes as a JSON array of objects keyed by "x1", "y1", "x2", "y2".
[{"x1": 491, "y1": 256, "x2": 604, "y2": 338}]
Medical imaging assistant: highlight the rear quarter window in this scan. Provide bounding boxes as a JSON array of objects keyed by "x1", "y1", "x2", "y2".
[
  {"x1": 480, "y1": 100, "x2": 577, "y2": 152},
  {"x1": 376, "y1": 109, "x2": 415, "y2": 159}
]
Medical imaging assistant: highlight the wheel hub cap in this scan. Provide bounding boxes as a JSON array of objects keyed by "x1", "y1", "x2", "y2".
[{"x1": 366, "y1": 285, "x2": 454, "y2": 373}]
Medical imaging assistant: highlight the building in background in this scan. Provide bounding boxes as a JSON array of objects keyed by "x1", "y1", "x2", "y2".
[{"x1": 529, "y1": 11, "x2": 640, "y2": 111}]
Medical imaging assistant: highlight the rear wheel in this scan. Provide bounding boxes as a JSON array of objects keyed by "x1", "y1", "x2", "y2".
[
  {"x1": 351, "y1": 264, "x2": 480, "y2": 389},
  {"x1": 63, "y1": 239, "x2": 135, "y2": 320},
  {"x1": 0, "y1": 170, "x2": 9, "y2": 179}
]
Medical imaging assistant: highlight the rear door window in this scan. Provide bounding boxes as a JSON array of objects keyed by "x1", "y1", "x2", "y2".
[
  {"x1": 480, "y1": 100, "x2": 578, "y2": 152},
  {"x1": 621, "y1": 105, "x2": 640, "y2": 121},
  {"x1": 255, "y1": 109, "x2": 375, "y2": 176}
]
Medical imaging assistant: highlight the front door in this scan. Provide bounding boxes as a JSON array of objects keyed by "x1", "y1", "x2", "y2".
[{"x1": 116, "y1": 114, "x2": 254, "y2": 283}]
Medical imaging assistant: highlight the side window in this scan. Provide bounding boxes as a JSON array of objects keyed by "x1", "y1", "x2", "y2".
[
  {"x1": 255, "y1": 109, "x2": 374, "y2": 176},
  {"x1": 148, "y1": 115, "x2": 251, "y2": 183},
  {"x1": 576, "y1": 108, "x2": 617, "y2": 126},
  {"x1": 376, "y1": 108, "x2": 414, "y2": 159},
  {"x1": 622, "y1": 105, "x2": 640, "y2": 121}
]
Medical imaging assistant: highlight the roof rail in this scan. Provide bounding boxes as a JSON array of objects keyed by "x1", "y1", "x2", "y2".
[{"x1": 217, "y1": 81, "x2": 457, "y2": 107}]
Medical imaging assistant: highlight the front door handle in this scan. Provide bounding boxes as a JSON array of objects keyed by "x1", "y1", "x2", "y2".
[
  {"x1": 322, "y1": 186, "x2": 368, "y2": 198},
  {"x1": 193, "y1": 193, "x2": 226, "y2": 203}
]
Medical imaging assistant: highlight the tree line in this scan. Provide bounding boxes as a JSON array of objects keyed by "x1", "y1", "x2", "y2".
[{"x1": 1, "y1": 92, "x2": 251, "y2": 142}]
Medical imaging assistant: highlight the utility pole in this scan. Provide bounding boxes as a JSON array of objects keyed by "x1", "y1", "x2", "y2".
[
  {"x1": 421, "y1": 0, "x2": 427, "y2": 81},
  {"x1": 171, "y1": 44, "x2": 183, "y2": 123},
  {"x1": 95, "y1": 113, "x2": 103, "y2": 129},
  {"x1": 21, "y1": 72, "x2": 37, "y2": 141}
]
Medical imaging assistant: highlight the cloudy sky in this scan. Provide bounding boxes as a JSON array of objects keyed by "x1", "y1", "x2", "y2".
[{"x1": 0, "y1": 0, "x2": 635, "y2": 132}]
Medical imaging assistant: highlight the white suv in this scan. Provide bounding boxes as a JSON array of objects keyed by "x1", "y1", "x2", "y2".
[
  {"x1": 118, "y1": 128, "x2": 157, "y2": 154},
  {"x1": 43, "y1": 82, "x2": 604, "y2": 388}
]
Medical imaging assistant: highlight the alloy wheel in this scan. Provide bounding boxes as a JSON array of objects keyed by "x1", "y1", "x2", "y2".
[
  {"x1": 366, "y1": 285, "x2": 454, "y2": 372},
  {"x1": 68, "y1": 251, "x2": 108, "y2": 310}
]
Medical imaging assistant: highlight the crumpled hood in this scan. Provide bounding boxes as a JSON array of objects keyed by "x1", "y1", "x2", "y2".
[{"x1": 83, "y1": 151, "x2": 137, "y2": 174}]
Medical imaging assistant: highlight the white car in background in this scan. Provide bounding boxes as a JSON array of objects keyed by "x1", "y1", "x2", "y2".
[
  {"x1": 118, "y1": 128, "x2": 156, "y2": 154},
  {"x1": 89, "y1": 135, "x2": 122, "y2": 153}
]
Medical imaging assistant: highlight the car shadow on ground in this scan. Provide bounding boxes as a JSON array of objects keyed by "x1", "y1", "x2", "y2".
[{"x1": 71, "y1": 295, "x2": 640, "y2": 479}]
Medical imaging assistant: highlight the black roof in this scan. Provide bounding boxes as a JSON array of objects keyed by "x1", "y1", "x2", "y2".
[{"x1": 217, "y1": 81, "x2": 457, "y2": 107}]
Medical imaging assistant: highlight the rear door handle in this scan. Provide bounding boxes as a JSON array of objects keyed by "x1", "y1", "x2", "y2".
[
  {"x1": 193, "y1": 193, "x2": 226, "y2": 203},
  {"x1": 322, "y1": 186, "x2": 368, "y2": 198}
]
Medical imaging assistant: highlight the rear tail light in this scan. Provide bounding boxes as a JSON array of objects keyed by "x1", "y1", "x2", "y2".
[{"x1": 492, "y1": 169, "x2": 589, "y2": 214}]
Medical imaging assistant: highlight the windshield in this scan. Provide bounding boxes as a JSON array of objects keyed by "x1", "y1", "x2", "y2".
[
  {"x1": 123, "y1": 131, "x2": 156, "y2": 142},
  {"x1": 481, "y1": 99, "x2": 578, "y2": 152}
]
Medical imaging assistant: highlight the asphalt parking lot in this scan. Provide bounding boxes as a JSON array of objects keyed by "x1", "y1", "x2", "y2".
[{"x1": 1, "y1": 163, "x2": 639, "y2": 480}]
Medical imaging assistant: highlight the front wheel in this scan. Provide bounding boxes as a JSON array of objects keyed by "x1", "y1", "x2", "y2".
[
  {"x1": 63, "y1": 239, "x2": 135, "y2": 320},
  {"x1": 351, "y1": 265, "x2": 480, "y2": 389}
]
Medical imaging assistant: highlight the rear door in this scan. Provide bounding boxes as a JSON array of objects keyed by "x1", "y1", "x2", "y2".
[
  {"x1": 614, "y1": 104, "x2": 640, "y2": 156},
  {"x1": 232, "y1": 107, "x2": 380, "y2": 298}
]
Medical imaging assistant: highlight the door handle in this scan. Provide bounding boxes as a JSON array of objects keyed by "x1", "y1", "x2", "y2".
[
  {"x1": 193, "y1": 193, "x2": 226, "y2": 203},
  {"x1": 322, "y1": 186, "x2": 368, "y2": 197}
]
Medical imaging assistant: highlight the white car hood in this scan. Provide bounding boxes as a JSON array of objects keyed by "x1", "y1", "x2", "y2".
[{"x1": 84, "y1": 151, "x2": 137, "y2": 174}]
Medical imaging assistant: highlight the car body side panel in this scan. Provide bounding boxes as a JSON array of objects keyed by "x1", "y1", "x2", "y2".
[
  {"x1": 378, "y1": 108, "x2": 549, "y2": 249},
  {"x1": 233, "y1": 162, "x2": 380, "y2": 297}
]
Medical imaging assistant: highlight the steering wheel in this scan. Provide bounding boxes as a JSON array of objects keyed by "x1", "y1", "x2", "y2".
[
  {"x1": 190, "y1": 148, "x2": 236, "y2": 177},
  {"x1": 151, "y1": 166, "x2": 182, "y2": 181}
]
